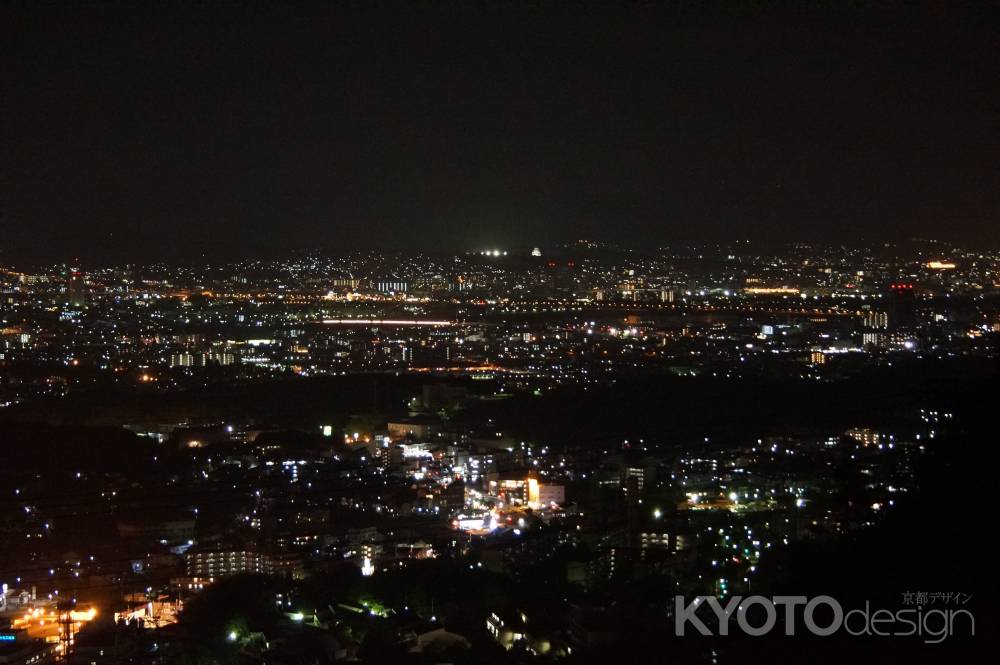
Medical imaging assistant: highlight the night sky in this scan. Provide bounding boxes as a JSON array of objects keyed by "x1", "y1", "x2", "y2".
[{"x1": 3, "y1": 2, "x2": 998, "y2": 262}]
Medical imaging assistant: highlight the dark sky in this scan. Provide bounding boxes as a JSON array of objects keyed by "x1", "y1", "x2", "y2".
[{"x1": 3, "y1": 2, "x2": 998, "y2": 262}]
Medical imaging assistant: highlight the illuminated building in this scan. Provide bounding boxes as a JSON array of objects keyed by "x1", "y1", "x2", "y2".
[
  {"x1": 862, "y1": 310, "x2": 888, "y2": 330},
  {"x1": 185, "y1": 549, "x2": 304, "y2": 579},
  {"x1": 862, "y1": 331, "x2": 883, "y2": 347},
  {"x1": 886, "y1": 283, "x2": 917, "y2": 330},
  {"x1": 487, "y1": 470, "x2": 556, "y2": 504},
  {"x1": 487, "y1": 611, "x2": 527, "y2": 650},
  {"x1": 360, "y1": 543, "x2": 376, "y2": 576},
  {"x1": 463, "y1": 452, "x2": 496, "y2": 483},
  {"x1": 487, "y1": 473, "x2": 535, "y2": 505},
  {"x1": 207, "y1": 351, "x2": 236, "y2": 365},
  {"x1": 483, "y1": 471, "x2": 563, "y2": 509},
  {"x1": 66, "y1": 263, "x2": 86, "y2": 307},
  {"x1": 115, "y1": 596, "x2": 181, "y2": 628},
  {"x1": 622, "y1": 465, "x2": 653, "y2": 494},
  {"x1": 170, "y1": 353, "x2": 197, "y2": 367},
  {"x1": 0, "y1": 585, "x2": 33, "y2": 612},
  {"x1": 845, "y1": 428, "x2": 879, "y2": 447},
  {"x1": 375, "y1": 280, "x2": 408, "y2": 293},
  {"x1": 536, "y1": 483, "x2": 565, "y2": 507},
  {"x1": 0, "y1": 628, "x2": 58, "y2": 663},
  {"x1": 637, "y1": 529, "x2": 691, "y2": 553}
]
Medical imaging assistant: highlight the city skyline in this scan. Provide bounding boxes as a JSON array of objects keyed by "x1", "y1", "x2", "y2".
[
  {"x1": 1, "y1": 232, "x2": 994, "y2": 661},
  {"x1": 3, "y1": 235, "x2": 999, "y2": 271},
  {"x1": 1, "y1": 2, "x2": 996, "y2": 661}
]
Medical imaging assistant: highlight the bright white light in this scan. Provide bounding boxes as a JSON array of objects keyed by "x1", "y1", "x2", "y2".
[{"x1": 322, "y1": 319, "x2": 450, "y2": 326}]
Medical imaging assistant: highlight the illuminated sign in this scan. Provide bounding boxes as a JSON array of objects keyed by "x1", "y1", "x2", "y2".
[{"x1": 0, "y1": 633, "x2": 16, "y2": 641}]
